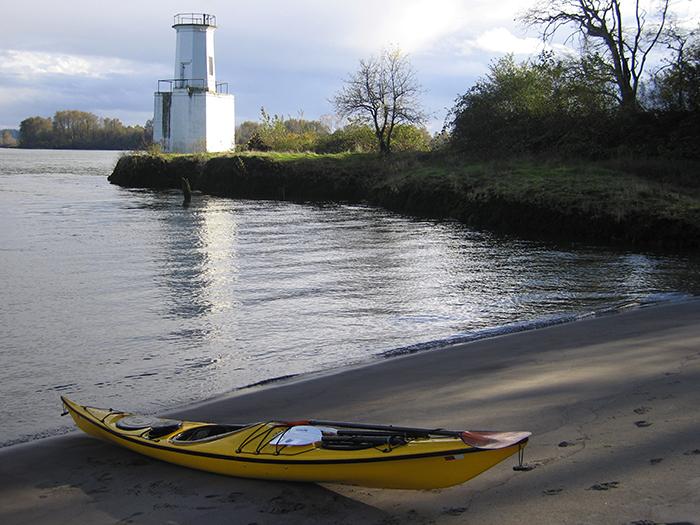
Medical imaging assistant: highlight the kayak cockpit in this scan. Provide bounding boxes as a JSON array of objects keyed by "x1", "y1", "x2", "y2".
[
  {"x1": 115, "y1": 415, "x2": 182, "y2": 438},
  {"x1": 171, "y1": 424, "x2": 248, "y2": 443}
]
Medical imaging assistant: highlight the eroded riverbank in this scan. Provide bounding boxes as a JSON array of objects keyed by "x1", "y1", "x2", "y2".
[{"x1": 110, "y1": 152, "x2": 700, "y2": 250}]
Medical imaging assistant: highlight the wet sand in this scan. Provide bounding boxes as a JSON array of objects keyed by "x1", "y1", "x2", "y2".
[{"x1": 1, "y1": 300, "x2": 699, "y2": 524}]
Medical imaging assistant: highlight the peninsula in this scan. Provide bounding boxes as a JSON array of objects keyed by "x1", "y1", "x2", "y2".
[{"x1": 109, "y1": 151, "x2": 700, "y2": 251}]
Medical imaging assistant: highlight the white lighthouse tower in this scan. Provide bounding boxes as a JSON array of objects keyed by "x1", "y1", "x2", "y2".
[{"x1": 153, "y1": 13, "x2": 235, "y2": 153}]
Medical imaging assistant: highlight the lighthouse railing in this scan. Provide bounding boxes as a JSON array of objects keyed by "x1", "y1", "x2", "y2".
[
  {"x1": 157, "y1": 78, "x2": 206, "y2": 92},
  {"x1": 173, "y1": 13, "x2": 216, "y2": 27},
  {"x1": 157, "y1": 79, "x2": 230, "y2": 94}
]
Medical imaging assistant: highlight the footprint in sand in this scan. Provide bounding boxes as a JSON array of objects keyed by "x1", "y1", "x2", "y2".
[
  {"x1": 633, "y1": 406, "x2": 651, "y2": 415},
  {"x1": 634, "y1": 420, "x2": 653, "y2": 428},
  {"x1": 649, "y1": 458, "x2": 664, "y2": 465},
  {"x1": 683, "y1": 449, "x2": 700, "y2": 456},
  {"x1": 264, "y1": 495, "x2": 306, "y2": 514},
  {"x1": 587, "y1": 481, "x2": 619, "y2": 491},
  {"x1": 85, "y1": 486, "x2": 109, "y2": 495},
  {"x1": 222, "y1": 492, "x2": 242, "y2": 502},
  {"x1": 543, "y1": 488, "x2": 563, "y2": 496}
]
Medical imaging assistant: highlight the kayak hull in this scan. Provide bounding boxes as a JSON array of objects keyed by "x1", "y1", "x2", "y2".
[{"x1": 62, "y1": 396, "x2": 529, "y2": 490}]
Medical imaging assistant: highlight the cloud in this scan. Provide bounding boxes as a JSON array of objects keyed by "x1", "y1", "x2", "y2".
[
  {"x1": 358, "y1": 0, "x2": 471, "y2": 53},
  {"x1": 0, "y1": 50, "x2": 166, "y2": 80},
  {"x1": 452, "y1": 27, "x2": 577, "y2": 60},
  {"x1": 470, "y1": 27, "x2": 544, "y2": 55}
]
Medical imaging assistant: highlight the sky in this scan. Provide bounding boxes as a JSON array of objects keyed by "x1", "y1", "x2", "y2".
[{"x1": 1, "y1": 0, "x2": 699, "y2": 132}]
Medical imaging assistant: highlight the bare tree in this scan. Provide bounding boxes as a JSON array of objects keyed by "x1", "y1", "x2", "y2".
[
  {"x1": 333, "y1": 47, "x2": 426, "y2": 154},
  {"x1": 522, "y1": 0, "x2": 670, "y2": 109}
]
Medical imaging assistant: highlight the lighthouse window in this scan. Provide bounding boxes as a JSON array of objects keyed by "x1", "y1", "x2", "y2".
[{"x1": 209, "y1": 57, "x2": 214, "y2": 76}]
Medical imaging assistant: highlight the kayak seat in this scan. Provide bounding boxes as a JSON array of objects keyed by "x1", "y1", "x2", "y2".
[
  {"x1": 172, "y1": 424, "x2": 247, "y2": 443},
  {"x1": 115, "y1": 416, "x2": 182, "y2": 439},
  {"x1": 147, "y1": 421, "x2": 183, "y2": 439}
]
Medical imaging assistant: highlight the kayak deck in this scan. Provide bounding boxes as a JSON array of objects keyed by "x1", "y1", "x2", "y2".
[{"x1": 62, "y1": 396, "x2": 530, "y2": 489}]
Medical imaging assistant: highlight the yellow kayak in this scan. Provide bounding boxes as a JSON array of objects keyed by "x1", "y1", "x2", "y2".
[{"x1": 61, "y1": 396, "x2": 530, "y2": 490}]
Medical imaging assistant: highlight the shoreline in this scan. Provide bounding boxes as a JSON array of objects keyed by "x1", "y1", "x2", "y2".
[
  {"x1": 167, "y1": 292, "x2": 695, "y2": 416},
  {"x1": 0, "y1": 292, "x2": 693, "y2": 450},
  {"x1": 2, "y1": 299, "x2": 699, "y2": 523}
]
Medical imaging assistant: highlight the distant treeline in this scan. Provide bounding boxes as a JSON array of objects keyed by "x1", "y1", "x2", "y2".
[
  {"x1": 19, "y1": 111, "x2": 152, "y2": 150},
  {"x1": 447, "y1": 48, "x2": 700, "y2": 160},
  {"x1": 235, "y1": 108, "x2": 435, "y2": 154}
]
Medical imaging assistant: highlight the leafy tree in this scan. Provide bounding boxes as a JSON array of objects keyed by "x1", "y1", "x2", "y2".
[
  {"x1": 429, "y1": 130, "x2": 451, "y2": 152},
  {"x1": 449, "y1": 48, "x2": 700, "y2": 159},
  {"x1": 1, "y1": 130, "x2": 18, "y2": 147},
  {"x1": 19, "y1": 117, "x2": 53, "y2": 148},
  {"x1": 522, "y1": 0, "x2": 670, "y2": 110},
  {"x1": 316, "y1": 123, "x2": 378, "y2": 153},
  {"x1": 650, "y1": 27, "x2": 700, "y2": 111},
  {"x1": 236, "y1": 121, "x2": 262, "y2": 147},
  {"x1": 52, "y1": 110, "x2": 100, "y2": 148},
  {"x1": 143, "y1": 119, "x2": 153, "y2": 146},
  {"x1": 282, "y1": 112, "x2": 331, "y2": 136},
  {"x1": 333, "y1": 47, "x2": 426, "y2": 154},
  {"x1": 390, "y1": 124, "x2": 431, "y2": 152},
  {"x1": 246, "y1": 108, "x2": 330, "y2": 152},
  {"x1": 316, "y1": 122, "x2": 431, "y2": 153},
  {"x1": 246, "y1": 131, "x2": 271, "y2": 151},
  {"x1": 449, "y1": 54, "x2": 618, "y2": 157}
]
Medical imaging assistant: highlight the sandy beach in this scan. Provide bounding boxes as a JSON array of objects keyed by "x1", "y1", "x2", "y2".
[{"x1": 1, "y1": 300, "x2": 699, "y2": 524}]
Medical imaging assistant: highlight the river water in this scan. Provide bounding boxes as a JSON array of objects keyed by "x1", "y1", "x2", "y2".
[{"x1": 1, "y1": 148, "x2": 699, "y2": 447}]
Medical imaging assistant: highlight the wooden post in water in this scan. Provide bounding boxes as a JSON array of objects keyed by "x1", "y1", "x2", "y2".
[{"x1": 181, "y1": 176, "x2": 192, "y2": 206}]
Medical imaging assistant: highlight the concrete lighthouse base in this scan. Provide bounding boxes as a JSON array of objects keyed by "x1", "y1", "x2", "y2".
[{"x1": 154, "y1": 90, "x2": 235, "y2": 153}]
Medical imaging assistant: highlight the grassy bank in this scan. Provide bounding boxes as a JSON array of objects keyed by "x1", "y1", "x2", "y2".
[{"x1": 109, "y1": 151, "x2": 700, "y2": 250}]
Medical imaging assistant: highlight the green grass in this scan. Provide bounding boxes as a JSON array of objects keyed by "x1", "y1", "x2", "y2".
[
  {"x1": 136, "y1": 149, "x2": 700, "y2": 206},
  {"x1": 267, "y1": 152, "x2": 699, "y2": 223},
  {"x1": 418, "y1": 158, "x2": 698, "y2": 216}
]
